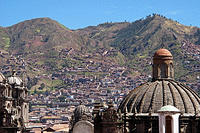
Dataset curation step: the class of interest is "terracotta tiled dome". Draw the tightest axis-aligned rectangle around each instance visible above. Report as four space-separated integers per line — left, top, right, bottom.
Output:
154 48 172 57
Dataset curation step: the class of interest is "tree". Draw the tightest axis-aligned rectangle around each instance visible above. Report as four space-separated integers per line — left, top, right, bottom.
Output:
38 83 45 90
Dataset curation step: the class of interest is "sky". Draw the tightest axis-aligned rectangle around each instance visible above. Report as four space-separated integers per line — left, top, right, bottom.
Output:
0 0 200 29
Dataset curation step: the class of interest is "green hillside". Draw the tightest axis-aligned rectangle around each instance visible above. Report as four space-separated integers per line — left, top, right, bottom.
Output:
77 14 200 81
0 14 199 93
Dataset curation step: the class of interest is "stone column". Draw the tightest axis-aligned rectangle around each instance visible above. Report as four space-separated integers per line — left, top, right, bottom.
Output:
158 114 165 133
171 114 180 133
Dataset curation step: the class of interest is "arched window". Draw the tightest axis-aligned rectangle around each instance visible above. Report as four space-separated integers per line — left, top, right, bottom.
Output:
160 64 167 78
8 88 12 97
166 116 172 133
18 108 21 116
153 64 159 79
24 105 27 121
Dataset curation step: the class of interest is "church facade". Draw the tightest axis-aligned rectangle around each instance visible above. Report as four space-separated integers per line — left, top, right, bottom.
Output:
70 49 200 133
0 71 29 133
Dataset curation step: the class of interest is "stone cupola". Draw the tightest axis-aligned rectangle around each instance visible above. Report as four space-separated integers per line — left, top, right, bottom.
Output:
152 48 174 81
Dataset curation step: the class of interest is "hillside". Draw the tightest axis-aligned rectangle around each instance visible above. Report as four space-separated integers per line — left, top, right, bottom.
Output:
0 14 199 93
6 18 94 53
76 14 200 83
0 17 126 93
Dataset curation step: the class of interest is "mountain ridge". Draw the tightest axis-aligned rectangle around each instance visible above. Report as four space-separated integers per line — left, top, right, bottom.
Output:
0 14 199 93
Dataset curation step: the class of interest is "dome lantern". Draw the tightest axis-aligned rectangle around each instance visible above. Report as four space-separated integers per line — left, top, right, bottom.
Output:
153 49 174 81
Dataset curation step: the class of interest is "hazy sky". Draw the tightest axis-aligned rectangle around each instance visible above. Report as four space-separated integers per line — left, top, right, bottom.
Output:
0 0 200 29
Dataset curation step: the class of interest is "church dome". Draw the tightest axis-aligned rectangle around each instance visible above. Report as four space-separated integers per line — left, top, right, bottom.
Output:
8 76 23 86
8 71 23 86
0 72 5 82
118 49 200 115
74 105 90 121
118 79 200 115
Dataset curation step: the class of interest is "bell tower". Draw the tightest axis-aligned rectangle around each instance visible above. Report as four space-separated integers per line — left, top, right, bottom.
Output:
152 49 174 81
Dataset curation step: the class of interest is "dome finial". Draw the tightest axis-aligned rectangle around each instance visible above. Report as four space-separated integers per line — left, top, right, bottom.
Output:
152 49 174 80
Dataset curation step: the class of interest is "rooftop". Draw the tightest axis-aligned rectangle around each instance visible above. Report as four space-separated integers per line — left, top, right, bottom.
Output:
154 48 172 57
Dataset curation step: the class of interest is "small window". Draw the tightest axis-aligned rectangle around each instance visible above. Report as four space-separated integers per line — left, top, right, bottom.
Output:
166 116 172 133
160 64 167 78
18 108 21 116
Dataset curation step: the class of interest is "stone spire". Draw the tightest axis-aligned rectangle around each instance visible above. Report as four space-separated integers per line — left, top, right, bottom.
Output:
152 49 174 81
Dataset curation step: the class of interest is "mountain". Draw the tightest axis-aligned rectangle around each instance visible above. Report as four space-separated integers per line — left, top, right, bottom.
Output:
0 17 125 92
76 14 200 82
6 18 94 53
0 14 199 93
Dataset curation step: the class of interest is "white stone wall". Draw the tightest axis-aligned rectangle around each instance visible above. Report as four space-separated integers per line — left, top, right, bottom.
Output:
159 113 180 133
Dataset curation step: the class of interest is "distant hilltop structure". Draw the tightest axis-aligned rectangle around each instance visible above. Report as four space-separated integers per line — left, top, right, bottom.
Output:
70 49 200 133
0 71 29 133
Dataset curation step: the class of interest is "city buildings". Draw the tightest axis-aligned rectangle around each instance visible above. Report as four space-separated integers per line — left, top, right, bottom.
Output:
71 49 200 133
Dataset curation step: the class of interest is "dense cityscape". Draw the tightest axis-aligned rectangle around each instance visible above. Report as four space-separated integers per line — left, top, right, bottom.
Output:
0 39 199 132
0 12 200 132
